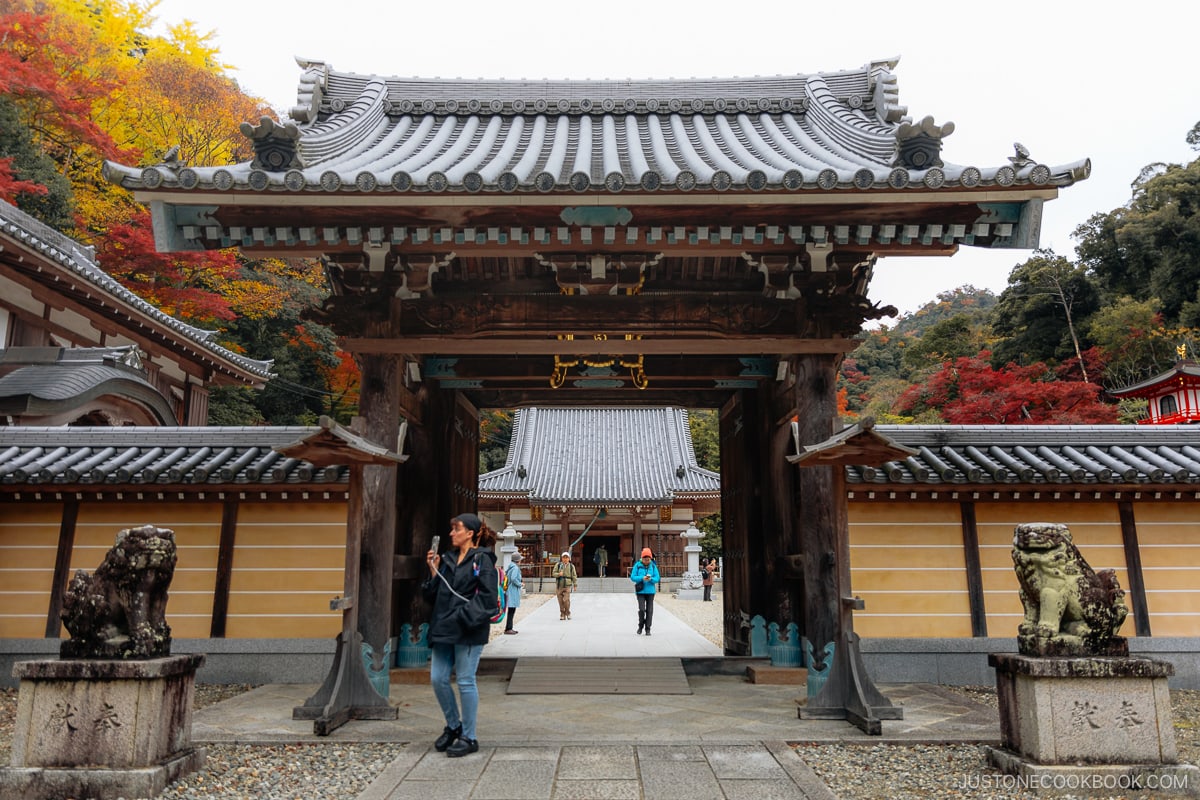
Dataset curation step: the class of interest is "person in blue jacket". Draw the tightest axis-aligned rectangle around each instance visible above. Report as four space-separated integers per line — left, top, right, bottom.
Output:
503 551 524 634
631 547 660 635
423 513 497 757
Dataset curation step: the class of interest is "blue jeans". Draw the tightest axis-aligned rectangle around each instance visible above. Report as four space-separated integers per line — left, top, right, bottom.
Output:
430 642 484 740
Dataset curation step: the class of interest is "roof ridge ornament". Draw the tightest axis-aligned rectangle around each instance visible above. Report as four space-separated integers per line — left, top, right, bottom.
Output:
240 116 303 172
895 115 955 170
157 145 184 171
1009 142 1034 168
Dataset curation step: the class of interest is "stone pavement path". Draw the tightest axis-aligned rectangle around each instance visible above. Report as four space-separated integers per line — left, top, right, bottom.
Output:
358 742 835 800
189 592 1000 798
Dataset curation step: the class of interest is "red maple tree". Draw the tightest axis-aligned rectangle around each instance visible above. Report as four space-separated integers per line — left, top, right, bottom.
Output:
895 351 1118 424
90 205 239 324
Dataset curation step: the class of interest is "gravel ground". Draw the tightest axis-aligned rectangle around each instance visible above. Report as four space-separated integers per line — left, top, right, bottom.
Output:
798 686 1200 800
2 593 1195 800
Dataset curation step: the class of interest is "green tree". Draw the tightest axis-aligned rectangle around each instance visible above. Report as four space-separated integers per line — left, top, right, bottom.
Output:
688 408 719 472
892 284 998 335
206 386 265 426
479 409 514 472
0 97 74 227
1077 156 1200 326
901 314 989 373
990 251 1100 374
697 512 722 560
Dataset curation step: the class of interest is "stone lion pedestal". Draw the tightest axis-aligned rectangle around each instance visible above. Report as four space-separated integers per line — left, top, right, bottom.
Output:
986 523 1200 796
2 655 206 800
0 524 206 800
986 653 1198 795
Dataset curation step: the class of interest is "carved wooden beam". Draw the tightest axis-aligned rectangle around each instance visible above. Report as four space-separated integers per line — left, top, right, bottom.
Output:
341 336 860 356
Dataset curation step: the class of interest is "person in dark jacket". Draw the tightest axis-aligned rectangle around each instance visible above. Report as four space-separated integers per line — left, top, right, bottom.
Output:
631 547 661 635
423 512 498 757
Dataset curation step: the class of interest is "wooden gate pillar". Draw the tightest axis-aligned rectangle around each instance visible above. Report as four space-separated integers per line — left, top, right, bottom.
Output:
761 364 803 629
718 391 763 653
393 386 454 631
788 355 914 733
356 353 401 663
792 355 840 657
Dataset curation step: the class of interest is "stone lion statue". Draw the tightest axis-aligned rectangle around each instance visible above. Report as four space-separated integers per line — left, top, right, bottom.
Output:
60 524 177 659
1011 522 1128 657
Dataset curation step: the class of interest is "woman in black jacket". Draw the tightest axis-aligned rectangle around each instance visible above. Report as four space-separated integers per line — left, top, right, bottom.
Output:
423 512 498 757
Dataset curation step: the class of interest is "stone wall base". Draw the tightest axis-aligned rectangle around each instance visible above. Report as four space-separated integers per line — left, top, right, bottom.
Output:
985 746 1200 797
0 747 205 800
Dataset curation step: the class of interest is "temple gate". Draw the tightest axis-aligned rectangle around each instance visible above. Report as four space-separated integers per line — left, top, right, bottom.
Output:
106 56 1087 732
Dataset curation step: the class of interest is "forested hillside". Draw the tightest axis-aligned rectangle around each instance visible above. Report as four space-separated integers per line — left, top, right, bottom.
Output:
3 1 1198 427
840 135 1200 425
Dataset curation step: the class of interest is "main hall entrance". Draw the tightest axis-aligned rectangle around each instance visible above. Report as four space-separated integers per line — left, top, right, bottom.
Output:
110 56 1085 733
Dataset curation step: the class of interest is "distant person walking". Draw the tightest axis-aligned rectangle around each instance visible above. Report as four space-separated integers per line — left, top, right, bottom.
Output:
701 557 716 602
552 551 577 620
631 547 660 635
594 545 608 577
422 513 498 758
503 552 524 634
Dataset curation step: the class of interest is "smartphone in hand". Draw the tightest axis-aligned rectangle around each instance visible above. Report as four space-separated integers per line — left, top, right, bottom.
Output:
430 535 440 554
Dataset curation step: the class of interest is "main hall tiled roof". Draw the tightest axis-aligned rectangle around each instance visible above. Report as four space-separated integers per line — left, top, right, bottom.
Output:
104 58 1089 198
479 407 720 506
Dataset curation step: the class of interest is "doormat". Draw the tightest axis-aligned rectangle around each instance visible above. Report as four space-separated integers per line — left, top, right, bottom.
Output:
506 657 691 694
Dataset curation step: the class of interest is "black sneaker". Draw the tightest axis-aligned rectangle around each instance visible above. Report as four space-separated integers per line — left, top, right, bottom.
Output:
446 737 478 757
434 724 461 752
637 626 643 635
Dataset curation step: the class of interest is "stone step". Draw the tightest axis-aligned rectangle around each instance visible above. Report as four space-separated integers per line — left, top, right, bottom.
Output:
746 665 808 685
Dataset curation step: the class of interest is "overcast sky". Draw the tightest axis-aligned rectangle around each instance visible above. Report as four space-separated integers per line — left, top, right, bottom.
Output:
151 0 1197 321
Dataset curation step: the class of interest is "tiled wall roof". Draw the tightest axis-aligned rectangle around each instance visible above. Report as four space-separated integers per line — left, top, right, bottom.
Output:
0 427 343 487
3 423 1197 492
855 425 1200 486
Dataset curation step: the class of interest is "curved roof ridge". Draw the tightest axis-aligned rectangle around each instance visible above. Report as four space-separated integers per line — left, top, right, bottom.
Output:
104 56 1089 204
299 80 391 168
0 364 176 424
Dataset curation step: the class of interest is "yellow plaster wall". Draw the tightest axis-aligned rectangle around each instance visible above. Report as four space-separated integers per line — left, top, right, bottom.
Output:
222 503 346 638
848 502 973 638
974 503 1128 638
1131 502 1200 637
0 499 349 641
0 504 63 637
73 504 224 639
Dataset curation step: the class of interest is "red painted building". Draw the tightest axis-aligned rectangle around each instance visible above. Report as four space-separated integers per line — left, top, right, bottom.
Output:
1110 359 1200 424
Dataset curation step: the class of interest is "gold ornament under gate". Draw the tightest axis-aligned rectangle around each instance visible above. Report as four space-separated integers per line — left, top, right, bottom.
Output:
551 334 647 389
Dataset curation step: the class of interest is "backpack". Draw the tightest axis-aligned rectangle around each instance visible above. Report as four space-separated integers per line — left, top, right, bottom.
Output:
471 553 508 625
490 563 509 624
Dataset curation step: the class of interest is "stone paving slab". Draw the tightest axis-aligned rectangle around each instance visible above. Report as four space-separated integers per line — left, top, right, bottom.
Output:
357 743 833 800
